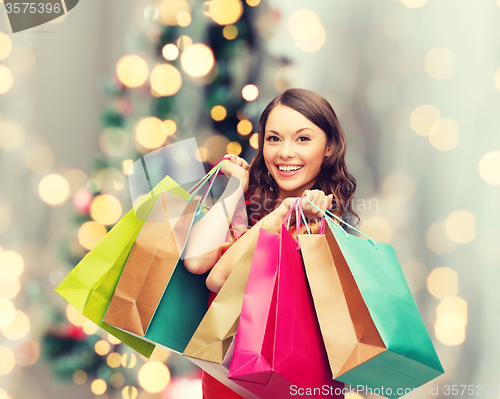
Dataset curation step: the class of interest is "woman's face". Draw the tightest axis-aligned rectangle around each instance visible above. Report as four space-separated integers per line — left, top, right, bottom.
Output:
263 104 333 200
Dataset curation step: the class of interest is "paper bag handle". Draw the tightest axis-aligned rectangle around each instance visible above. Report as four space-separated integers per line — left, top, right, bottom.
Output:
304 197 377 248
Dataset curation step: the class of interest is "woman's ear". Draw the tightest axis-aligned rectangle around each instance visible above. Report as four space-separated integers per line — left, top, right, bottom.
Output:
325 142 334 158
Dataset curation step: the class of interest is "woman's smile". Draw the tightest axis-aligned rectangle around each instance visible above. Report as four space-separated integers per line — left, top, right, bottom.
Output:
275 164 304 177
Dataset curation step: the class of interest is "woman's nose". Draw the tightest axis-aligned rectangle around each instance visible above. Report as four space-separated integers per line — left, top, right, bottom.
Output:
278 142 295 159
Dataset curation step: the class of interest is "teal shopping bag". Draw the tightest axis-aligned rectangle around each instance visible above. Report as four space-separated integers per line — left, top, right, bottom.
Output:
299 201 444 398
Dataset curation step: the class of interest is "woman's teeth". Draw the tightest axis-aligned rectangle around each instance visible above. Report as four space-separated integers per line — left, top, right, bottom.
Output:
278 165 304 172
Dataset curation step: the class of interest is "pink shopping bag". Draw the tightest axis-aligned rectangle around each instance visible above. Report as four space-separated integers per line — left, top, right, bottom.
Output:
228 202 344 399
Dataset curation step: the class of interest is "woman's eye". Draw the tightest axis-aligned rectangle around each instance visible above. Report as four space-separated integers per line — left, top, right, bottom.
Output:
265 136 279 142
298 136 311 142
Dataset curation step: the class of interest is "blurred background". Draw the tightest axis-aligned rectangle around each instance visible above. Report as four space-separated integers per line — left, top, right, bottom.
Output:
1 0 499 398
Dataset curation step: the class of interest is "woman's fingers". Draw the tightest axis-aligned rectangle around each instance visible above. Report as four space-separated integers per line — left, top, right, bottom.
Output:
222 154 249 170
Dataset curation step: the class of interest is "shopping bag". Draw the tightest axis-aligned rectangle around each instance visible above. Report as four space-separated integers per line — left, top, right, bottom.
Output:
182 223 277 398
298 201 444 398
55 174 179 357
104 161 230 353
228 203 344 399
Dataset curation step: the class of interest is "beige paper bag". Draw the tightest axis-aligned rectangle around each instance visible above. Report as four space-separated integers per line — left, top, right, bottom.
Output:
298 226 386 378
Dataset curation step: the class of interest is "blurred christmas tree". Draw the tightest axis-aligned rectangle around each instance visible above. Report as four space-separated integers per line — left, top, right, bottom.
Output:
42 0 285 397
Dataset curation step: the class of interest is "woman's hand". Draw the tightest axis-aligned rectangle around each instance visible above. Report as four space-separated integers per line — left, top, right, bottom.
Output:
277 190 333 224
220 154 250 192
299 190 334 222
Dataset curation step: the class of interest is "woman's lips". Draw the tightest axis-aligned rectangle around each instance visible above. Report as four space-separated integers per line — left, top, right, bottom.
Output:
275 164 303 177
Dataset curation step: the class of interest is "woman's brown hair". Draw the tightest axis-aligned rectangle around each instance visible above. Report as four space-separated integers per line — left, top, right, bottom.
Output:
245 88 359 227
217 88 359 258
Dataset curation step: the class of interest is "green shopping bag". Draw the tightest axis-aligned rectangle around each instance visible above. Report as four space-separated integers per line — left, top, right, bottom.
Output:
55 174 182 357
300 200 444 398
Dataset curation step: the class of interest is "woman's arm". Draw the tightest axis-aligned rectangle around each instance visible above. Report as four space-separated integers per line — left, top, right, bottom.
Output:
183 165 249 275
205 201 290 293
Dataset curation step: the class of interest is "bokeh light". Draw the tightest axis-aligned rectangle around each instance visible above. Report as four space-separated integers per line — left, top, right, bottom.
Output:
425 47 455 79
78 221 107 250
110 373 125 388
107 352 122 368
177 35 193 50
211 105 227 121
162 44 179 61
26 144 55 173
0 65 13 94
437 296 468 338
73 370 87 385
122 386 138 399
150 64 182 96
159 0 190 26
495 67 500 92
180 44 215 77
7 45 36 74
82 320 98 335
249 133 259 149
478 150 500 185
66 304 87 327
425 222 456 255
226 141 242 155
121 353 137 368
38 174 70 206
208 0 243 25
410 104 441 136
0 299 15 328
223 25 238 40
138 361 171 393
0 273 20 299
161 120 177 136
288 9 326 52
95 340 111 356
445 210 475 244
90 195 122 226
428 118 459 151
242 84 258 101
0 120 25 149
116 55 149 88
0 251 24 277
237 120 252 136
135 117 167 150
195 147 208 163
108 333 121 345
399 0 428 8
99 127 129 157
91 379 107 395
0 32 12 60
246 0 260 5
1 310 30 340
122 159 134 176
427 267 458 299
435 316 466 346
0 346 15 376
177 11 191 26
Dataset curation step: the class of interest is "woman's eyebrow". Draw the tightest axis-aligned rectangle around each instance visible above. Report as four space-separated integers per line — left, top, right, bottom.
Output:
264 128 314 135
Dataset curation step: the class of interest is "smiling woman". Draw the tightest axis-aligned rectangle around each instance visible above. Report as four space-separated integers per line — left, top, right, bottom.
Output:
263 104 334 200
246 88 359 225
